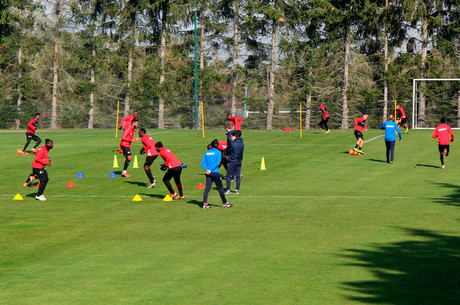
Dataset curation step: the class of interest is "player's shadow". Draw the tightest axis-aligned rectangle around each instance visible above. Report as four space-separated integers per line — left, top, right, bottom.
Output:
431 182 460 207
340 227 460 304
415 163 440 168
123 181 148 187
367 159 388 163
138 193 166 199
187 199 219 208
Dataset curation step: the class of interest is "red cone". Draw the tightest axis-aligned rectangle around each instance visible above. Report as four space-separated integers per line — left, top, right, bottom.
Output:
66 181 75 188
196 183 205 189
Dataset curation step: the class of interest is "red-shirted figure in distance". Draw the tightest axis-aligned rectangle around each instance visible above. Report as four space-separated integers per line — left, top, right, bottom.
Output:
395 104 409 134
227 113 243 131
19 113 42 154
138 128 158 188
318 101 331 134
119 111 138 130
23 139 53 201
155 142 185 200
120 119 140 177
353 112 369 154
432 117 454 169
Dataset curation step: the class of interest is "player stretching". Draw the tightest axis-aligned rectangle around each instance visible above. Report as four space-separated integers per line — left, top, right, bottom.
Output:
201 139 232 209
432 117 454 169
120 119 139 177
318 101 331 134
379 114 402 164
155 142 185 200
353 113 368 154
119 111 138 130
395 104 409 134
139 128 158 188
19 113 41 154
227 113 243 131
23 139 54 201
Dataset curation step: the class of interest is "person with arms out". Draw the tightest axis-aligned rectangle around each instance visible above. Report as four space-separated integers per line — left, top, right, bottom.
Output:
353 113 369 154
120 119 140 177
139 128 158 188
23 139 54 201
227 113 243 131
201 139 232 209
395 104 409 134
19 113 41 154
379 114 402 164
225 130 244 194
155 142 185 200
119 111 138 130
432 117 454 169
318 101 331 134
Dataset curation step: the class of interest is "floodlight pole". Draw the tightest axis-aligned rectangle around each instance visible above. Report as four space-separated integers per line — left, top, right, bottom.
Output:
194 14 198 129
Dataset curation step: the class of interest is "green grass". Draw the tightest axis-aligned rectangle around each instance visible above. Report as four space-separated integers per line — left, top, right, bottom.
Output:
1 128 459 304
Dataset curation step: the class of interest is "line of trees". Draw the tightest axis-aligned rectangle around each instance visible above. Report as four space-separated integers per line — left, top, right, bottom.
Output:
0 0 458 129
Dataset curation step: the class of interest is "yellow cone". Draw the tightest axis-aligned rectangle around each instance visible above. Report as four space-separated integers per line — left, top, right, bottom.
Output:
163 195 173 201
260 157 266 170
133 155 139 168
132 194 143 201
13 193 24 200
113 155 119 168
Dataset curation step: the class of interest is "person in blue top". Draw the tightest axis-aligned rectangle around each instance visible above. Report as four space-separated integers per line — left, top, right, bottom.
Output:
201 139 232 209
225 129 244 194
379 114 402 164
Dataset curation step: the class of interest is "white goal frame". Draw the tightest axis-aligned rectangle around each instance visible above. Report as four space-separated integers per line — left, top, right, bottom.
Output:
412 78 460 129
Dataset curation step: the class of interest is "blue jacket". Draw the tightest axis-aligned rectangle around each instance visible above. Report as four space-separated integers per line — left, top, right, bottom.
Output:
379 120 402 141
201 147 222 173
228 137 244 163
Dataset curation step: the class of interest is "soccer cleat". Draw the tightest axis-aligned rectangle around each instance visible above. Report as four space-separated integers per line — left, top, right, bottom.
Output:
357 149 364 154
202 203 210 209
442 165 445 169
325 129 331 134
405 129 409 134
224 190 231 194
177 195 185 199
31 148 37 153
147 180 157 188
171 192 178 199
223 202 233 208
353 147 359 153
35 195 47 201
390 161 394 164
233 190 239 194
23 183 29 187
121 172 131 177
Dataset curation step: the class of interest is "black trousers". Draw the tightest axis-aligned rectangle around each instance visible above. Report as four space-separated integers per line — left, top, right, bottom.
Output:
319 117 329 130
163 166 183 196
385 140 395 162
33 167 49 196
226 161 241 191
23 133 41 151
203 172 227 204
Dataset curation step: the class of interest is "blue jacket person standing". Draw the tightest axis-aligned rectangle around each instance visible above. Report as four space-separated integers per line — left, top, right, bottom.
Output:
379 114 402 164
225 130 244 194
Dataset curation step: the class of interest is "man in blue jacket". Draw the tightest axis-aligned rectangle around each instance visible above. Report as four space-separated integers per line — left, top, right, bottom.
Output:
201 139 232 209
225 130 244 194
379 114 402 164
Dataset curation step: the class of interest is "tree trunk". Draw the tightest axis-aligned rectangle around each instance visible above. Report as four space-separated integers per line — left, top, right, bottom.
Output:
231 0 239 116
418 20 428 127
266 20 277 130
340 32 350 129
16 46 23 129
158 29 166 129
88 35 96 129
305 94 311 129
457 42 460 128
198 12 206 129
50 35 59 129
125 47 133 117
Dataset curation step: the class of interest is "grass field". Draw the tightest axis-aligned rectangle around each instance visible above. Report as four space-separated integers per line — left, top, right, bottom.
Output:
1 128 459 305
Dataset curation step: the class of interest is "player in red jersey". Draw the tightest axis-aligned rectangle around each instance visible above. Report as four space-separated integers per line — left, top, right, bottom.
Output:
155 142 185 199
19 113 42 154
119 111 138 130
138 128 158 188
217 140 228 170
227 113 243 131
432 117 454 169
395 104 409 134
23 139 53 201
353 113 369 154
120 119 139 177
318 101 331 134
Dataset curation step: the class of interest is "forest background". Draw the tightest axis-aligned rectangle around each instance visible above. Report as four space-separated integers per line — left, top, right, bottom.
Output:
0 0 459 130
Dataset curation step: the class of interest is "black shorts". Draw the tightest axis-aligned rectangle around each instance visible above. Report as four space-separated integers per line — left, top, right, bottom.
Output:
26 133 40 141
354 130 363 140
120 146 132 156
144 155 158 166
438 144 450 154
400 118 407 124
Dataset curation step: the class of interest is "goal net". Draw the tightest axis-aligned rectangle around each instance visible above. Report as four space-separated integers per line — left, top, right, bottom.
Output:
412 79 460 129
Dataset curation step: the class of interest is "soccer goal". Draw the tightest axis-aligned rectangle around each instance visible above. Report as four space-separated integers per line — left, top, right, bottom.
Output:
412 78 460 129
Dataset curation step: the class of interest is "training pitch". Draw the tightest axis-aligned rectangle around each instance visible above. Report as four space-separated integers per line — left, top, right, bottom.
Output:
1 128 459 304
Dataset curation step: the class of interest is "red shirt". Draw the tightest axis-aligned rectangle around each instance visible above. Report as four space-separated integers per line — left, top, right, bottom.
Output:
32 146 49 169
120 114 137 129
26 118 38 134
141 134 158 157
158 147 181 169
229 116 243 131
120 125 135 148
354 117 367 133
319 104 330 119
217 141 227 152
398 107 406 119
433 123 454 145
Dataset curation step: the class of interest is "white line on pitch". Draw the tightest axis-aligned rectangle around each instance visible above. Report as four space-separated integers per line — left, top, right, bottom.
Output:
364 134 384 143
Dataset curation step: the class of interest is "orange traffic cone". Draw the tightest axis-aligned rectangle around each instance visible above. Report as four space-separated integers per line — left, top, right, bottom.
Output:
66 181 75 188
349 149 354 155
196 183 205 189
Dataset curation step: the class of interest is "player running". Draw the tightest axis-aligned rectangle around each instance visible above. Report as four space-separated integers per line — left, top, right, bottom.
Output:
120 119 140 177
227 113 243 131
138 128 158 188
119 111 138 130
432 117 454 169
318 101 331 134
353 113 369 154
395 104 409 134
201 139 232 209
155 142 185 200
23 139 54 201
379 114 402 164
18 113 41 154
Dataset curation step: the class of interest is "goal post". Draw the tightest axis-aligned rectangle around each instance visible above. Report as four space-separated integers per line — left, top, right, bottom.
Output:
412 78 460 129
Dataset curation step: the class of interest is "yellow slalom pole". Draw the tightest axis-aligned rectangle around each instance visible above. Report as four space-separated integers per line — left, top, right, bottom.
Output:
300 103 303 138
394 100 397 122
201 100 205 138
115 101 120 138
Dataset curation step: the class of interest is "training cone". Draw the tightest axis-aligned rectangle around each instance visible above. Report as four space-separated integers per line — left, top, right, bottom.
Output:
108 172 117 178
13 193 24 200
66 181 75 188
35 182 40 188
196 183 205 189
118 148 123 154
133 155 139 168
163 195 173 201
76 172 85 178
354 150 360 155
132 194 143 202
349 149 354 155
113 155 119 168
175 185 184 189
260 157 266 170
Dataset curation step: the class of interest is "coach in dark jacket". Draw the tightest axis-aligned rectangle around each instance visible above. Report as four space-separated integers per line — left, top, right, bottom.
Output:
225 130 244 194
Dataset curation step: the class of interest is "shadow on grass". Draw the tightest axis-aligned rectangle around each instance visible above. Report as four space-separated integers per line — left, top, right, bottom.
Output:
367 158 388 163
341 228 460 305
415 163 440 168
138 193 167 199
432 182 460 207
123 180 147 187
